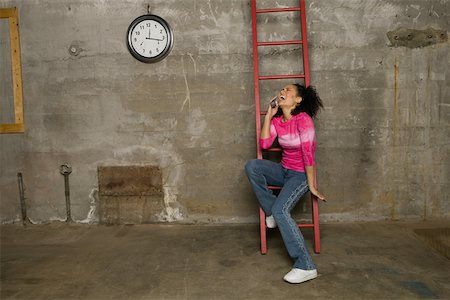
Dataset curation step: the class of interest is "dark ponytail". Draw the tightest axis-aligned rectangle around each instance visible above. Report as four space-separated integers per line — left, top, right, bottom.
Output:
292 84 323 118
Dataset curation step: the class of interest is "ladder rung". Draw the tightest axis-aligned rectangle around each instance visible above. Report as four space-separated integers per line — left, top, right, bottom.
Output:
265 148 282 152
259 74 305 80
299 224 314 228
268 185 282 190
256 7 301 14
257 40 303 46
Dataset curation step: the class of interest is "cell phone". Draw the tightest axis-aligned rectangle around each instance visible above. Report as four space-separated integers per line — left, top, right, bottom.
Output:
270 97 278 108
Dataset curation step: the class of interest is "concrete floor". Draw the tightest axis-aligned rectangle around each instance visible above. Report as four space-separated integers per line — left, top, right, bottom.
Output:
1 221 449 300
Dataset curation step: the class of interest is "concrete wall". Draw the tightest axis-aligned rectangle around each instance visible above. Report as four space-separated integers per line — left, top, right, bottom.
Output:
1 0 449 224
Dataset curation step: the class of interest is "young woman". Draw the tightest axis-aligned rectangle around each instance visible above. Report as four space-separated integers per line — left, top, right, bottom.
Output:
245 83 326 284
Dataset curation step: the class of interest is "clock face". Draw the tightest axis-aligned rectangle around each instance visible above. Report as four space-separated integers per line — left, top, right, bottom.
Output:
127 15 173 63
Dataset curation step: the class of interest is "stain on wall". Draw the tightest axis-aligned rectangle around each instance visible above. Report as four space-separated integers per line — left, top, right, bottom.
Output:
98 165 164 224
387 27 447 48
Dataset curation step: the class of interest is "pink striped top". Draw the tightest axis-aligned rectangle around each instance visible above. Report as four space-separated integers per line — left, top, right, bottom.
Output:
260 112 316 172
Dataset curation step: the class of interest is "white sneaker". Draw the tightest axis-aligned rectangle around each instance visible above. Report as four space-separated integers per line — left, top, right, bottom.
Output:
265 215 277 228
283 268 318 284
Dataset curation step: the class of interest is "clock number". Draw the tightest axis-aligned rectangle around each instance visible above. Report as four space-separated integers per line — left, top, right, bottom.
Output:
140 25 144 30
134 38 137 42
160 29 163 34
136 31 140 35
146 23 150 27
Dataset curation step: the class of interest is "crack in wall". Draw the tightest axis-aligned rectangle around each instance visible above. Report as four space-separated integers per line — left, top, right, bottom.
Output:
180 56 191 112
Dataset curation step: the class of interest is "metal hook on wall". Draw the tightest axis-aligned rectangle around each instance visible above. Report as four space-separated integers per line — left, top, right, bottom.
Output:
60 163 73 223
17 172 29 226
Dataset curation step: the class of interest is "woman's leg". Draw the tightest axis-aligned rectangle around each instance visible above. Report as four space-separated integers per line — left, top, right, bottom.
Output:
271 169 316 270
244 159 284 215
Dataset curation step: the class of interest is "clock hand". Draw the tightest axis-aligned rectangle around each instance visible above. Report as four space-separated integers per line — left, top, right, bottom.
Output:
145 37 164 41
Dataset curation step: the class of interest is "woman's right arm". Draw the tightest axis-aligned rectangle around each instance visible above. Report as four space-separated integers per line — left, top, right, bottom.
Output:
260 101 278 149
261 101 278 138
261 114 272 139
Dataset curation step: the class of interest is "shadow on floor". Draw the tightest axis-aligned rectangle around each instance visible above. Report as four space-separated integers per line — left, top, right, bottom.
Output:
413 227 450 260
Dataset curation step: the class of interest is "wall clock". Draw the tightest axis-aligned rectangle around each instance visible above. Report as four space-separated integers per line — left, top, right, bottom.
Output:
126 14 173 63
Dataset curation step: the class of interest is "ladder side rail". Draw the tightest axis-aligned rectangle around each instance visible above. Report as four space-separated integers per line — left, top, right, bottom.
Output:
251 0 263 160
300 0 310 87
300 1 320 252
297 0 316 211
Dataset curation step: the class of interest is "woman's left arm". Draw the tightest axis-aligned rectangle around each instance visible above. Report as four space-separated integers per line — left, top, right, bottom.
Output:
299 115 326 201
305 166 326 201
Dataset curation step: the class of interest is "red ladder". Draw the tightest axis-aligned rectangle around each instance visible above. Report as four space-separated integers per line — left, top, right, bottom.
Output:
250 0 321 254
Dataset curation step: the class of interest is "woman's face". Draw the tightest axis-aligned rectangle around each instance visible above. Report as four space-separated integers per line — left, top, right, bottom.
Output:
278 84 302 109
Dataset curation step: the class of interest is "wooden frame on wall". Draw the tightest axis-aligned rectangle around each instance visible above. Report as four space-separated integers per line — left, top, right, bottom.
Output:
0 7 24 133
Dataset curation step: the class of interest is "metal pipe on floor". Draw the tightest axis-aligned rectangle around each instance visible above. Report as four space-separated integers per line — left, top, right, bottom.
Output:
60 164 73 223
17 172 27 226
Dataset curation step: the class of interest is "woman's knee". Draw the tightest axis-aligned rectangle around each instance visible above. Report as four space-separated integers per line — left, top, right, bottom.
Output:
271 204 286 221
244 159 259 175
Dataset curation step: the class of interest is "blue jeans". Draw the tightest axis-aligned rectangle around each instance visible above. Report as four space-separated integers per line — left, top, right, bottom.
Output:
245 159 316 270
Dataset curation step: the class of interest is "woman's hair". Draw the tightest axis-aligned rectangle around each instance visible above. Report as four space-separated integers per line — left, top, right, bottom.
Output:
274 83 323 119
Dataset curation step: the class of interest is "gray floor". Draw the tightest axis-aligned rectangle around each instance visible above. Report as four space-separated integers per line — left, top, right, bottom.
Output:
1 221 450 300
